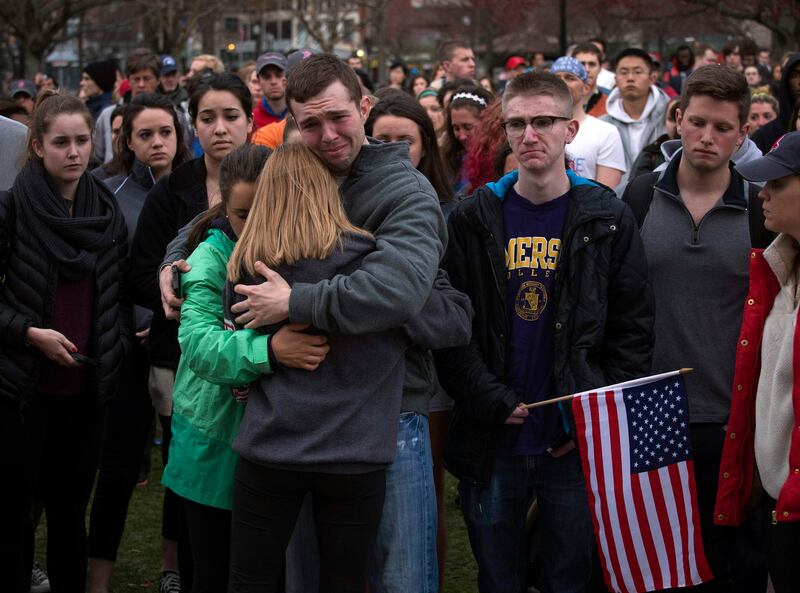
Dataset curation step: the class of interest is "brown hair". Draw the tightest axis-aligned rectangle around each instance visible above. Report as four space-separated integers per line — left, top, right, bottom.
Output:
237 61 256 84
571 43 603 62
109 93 192 176
26 90 93 161
437 40 469 64
282 115 300 142
441 85 493 185
228 143 370 280
501 71 573 115
125 48 160 78
286 54 363 109
187 144 272 250
680 65 751 125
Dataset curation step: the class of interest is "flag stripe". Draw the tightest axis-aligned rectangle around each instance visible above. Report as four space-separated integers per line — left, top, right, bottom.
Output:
659 465 687 586
685 460 714 582
590 394 629 592
677 462 703 585
648 469 679 583
577 394 621 593
606 391 648 592
669 463 692 586
633 472 669 589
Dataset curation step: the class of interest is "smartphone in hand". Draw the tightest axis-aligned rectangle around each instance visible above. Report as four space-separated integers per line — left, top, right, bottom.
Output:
71 352 99 367
171 264 183 300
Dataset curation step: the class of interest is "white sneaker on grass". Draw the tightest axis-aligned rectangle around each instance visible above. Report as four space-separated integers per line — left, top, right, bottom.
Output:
159 569 181 593
30 562 50 593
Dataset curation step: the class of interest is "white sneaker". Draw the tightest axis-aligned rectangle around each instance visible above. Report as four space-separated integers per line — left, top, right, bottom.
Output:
30 562 51 593
159 570 181 593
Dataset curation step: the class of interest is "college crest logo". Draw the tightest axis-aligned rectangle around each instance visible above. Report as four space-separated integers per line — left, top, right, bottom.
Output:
514 281 548 321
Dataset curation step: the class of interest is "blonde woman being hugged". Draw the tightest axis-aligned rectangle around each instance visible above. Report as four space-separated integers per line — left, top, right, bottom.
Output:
226 143 411 593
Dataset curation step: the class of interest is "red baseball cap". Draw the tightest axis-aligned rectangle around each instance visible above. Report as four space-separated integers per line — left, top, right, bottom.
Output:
505 56 527 71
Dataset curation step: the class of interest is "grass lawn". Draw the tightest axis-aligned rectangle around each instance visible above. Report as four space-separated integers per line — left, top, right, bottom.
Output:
36 448 478 592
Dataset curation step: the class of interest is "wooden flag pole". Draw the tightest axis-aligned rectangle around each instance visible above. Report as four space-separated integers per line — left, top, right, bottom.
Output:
520 368 694 410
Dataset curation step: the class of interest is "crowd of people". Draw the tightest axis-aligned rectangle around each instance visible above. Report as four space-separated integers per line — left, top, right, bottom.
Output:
0 35 798 593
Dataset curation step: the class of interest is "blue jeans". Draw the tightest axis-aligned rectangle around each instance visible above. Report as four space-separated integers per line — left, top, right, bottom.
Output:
458 448 594 593
368 412 438 593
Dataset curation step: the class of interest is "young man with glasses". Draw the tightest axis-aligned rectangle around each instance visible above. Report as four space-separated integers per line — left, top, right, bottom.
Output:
602 48 670 188
436 71 654 593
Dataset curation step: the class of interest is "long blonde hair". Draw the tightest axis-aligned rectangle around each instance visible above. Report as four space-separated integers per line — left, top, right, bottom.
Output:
228 142 370 281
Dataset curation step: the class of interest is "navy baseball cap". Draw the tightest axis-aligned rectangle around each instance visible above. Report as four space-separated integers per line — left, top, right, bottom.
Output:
286 48 316 74
736 131 800 182
10 79 36 98
256 52 287 75
161 55 178 76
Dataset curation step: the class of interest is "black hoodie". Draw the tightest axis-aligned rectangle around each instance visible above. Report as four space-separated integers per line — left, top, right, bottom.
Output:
752 53 800 153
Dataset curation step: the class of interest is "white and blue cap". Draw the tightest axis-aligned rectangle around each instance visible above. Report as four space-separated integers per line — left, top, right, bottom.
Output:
550 56 588 83
160 55 178 75
736 131 800 182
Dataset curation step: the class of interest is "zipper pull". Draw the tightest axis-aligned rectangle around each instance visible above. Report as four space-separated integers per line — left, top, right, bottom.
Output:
772 509 778 525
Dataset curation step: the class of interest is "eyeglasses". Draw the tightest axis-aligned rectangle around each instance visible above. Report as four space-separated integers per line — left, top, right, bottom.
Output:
501 116 570 137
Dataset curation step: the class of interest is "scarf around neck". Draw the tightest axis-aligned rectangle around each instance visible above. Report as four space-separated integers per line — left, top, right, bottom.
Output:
12 158 120 281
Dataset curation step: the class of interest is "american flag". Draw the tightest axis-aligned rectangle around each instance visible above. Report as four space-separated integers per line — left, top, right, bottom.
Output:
571 371 713 593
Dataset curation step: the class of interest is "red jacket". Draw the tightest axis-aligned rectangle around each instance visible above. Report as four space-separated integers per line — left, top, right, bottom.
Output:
714 248 800 525
252 99 287 131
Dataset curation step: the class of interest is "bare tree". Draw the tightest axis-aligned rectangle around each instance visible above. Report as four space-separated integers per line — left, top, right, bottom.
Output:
136 0 227 56
0 0 115 77
682 0 800 53
295 0 362 53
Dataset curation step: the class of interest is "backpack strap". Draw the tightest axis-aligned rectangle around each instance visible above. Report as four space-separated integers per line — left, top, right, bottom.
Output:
621 171 659 228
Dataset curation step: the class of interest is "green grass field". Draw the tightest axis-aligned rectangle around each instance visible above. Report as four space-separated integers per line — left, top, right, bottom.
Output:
36 448 479 592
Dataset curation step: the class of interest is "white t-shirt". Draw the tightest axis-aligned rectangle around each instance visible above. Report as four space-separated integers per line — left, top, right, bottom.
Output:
597 67 616 90
567 115 626 181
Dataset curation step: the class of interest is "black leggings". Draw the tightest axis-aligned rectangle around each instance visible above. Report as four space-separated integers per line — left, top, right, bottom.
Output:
182 498 231 593
229 458 385 593
88 345 153 561
159 413 194 592
0 393 105 593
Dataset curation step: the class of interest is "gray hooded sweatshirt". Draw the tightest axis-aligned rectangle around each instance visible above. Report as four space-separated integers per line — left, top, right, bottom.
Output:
602 85 670 189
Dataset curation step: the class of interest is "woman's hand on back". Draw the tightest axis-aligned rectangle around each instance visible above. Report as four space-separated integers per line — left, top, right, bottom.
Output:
25 327 81 368
271 323 330 371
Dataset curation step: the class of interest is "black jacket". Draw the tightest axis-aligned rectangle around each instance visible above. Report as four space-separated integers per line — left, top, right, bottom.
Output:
0 182 131 409
752 53 800 153
436 170 655 484
130 157 208 368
